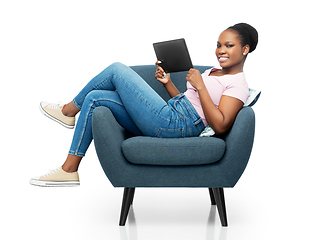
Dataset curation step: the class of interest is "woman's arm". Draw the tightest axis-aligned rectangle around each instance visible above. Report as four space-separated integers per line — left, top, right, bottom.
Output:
186 69 243 135
155 62 180 98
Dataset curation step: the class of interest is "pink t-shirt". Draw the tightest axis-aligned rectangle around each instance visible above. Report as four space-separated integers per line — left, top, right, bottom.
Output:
184 68 249 127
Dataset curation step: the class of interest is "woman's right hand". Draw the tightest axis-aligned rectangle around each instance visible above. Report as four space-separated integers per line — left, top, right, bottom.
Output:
155 61 171 84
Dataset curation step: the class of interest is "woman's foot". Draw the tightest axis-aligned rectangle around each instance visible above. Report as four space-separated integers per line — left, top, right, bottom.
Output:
30 167 80 187
40 102 76 129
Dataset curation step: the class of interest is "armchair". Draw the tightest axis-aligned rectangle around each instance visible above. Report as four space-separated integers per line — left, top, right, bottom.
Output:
92 65 256 227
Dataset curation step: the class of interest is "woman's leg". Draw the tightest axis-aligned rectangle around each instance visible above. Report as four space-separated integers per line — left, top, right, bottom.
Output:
62 154 82 173
62 101 80 117
70 62 202 137
68 90 142 160
30 90 139 186
65 62 169 136
64 62 173 169
39 62 149 174
83 62 170 136
31 62 203 186
57 61 128 119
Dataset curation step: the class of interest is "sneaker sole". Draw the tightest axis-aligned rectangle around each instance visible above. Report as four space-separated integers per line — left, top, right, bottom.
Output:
39 103 75 129
30 179 80 187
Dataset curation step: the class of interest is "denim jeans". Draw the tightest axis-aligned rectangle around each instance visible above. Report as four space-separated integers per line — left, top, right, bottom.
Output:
69 62 205 157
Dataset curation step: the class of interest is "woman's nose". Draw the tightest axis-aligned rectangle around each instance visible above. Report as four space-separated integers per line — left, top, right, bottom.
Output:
219 47 226 54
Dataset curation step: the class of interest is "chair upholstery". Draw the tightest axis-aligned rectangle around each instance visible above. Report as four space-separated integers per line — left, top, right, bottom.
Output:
92 65 256 226
121 136 226 165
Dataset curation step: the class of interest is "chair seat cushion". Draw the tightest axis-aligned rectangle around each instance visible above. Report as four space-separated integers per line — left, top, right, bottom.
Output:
121 136 226 166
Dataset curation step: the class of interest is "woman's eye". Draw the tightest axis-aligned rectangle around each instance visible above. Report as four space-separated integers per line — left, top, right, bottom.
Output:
226 44 234 48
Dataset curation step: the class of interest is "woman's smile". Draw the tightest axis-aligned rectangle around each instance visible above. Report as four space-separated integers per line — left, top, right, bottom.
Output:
218 56 229 63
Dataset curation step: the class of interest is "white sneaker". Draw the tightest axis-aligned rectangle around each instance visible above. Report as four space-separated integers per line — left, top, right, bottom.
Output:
40 101 75 129
30 167 80 187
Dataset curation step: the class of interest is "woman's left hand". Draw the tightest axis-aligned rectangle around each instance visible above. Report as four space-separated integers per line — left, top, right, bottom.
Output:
186 69 205 90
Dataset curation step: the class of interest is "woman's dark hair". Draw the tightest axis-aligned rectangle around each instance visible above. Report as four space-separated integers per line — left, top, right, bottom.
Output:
227 23 258 53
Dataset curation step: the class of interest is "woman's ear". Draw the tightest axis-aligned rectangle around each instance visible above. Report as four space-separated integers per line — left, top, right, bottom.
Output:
243 45 250 56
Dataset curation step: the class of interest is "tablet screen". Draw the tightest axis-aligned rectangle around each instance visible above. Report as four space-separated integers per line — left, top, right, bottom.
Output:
153 38 193 73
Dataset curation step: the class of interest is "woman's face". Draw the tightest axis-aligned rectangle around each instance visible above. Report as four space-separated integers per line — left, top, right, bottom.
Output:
215 30 249 73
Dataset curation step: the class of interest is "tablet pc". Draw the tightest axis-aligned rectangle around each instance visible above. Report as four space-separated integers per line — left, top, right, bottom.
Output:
153 38 193 73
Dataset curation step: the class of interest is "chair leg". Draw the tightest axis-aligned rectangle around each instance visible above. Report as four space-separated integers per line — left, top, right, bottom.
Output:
119 187 135 226
212 188 228 227
130 188 135 205
209 188 216 205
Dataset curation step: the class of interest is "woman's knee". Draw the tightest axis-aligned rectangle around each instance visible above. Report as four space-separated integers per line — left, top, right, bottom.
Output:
82 90 104 108
85 90 101 102
83 90 122 107
107 62 127 72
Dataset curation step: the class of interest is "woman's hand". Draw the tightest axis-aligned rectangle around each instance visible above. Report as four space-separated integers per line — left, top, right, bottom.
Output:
154 61 180 98
186 68 205 90
155 61 171 84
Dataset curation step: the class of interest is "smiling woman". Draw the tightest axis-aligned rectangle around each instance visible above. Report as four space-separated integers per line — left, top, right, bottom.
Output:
216 30 249 75
215 23 258 75
184 23 258 134
30 23 258 187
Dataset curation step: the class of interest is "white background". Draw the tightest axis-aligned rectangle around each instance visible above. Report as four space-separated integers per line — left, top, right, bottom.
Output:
1 0 334 239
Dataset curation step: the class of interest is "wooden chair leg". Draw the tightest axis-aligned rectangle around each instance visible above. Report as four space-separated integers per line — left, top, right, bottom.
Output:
212 188 228 227
209 188 216 205
119 187 135 226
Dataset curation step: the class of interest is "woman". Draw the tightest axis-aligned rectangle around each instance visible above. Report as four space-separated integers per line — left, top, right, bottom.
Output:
30 23 258 187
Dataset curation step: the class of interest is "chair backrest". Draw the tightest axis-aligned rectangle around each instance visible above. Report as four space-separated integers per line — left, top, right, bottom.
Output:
130 65 212 102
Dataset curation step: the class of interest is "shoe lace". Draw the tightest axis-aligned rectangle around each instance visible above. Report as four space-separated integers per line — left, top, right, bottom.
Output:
42 167 61 177
46 102 63 110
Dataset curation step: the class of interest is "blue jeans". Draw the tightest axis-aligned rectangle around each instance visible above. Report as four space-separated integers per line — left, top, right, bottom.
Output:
69 62 205 157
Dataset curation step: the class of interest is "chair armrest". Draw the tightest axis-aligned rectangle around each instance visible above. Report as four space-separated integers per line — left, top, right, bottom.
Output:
92 106 133 183
218 107 255 185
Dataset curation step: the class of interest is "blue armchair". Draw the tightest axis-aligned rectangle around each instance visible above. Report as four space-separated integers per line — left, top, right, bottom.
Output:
92 65 256 227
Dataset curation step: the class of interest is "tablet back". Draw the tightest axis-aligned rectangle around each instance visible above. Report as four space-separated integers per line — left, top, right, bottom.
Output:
153 38 193 73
